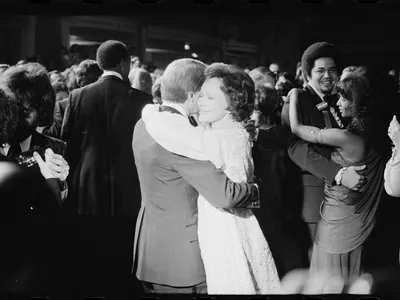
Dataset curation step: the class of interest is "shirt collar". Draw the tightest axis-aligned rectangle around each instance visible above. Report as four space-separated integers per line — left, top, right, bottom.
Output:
308 82 329 101
161 101 188 117
101 71 123 80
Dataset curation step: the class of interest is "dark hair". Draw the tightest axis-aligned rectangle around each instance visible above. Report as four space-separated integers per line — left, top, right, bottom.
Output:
301 42 340 80
52 81 69 95
337 73 370 137
0 64 55 127
249 67 276 88
255 86 280 124
204 63 255 123
68 44 82 54
62 66 79 92
0 88 19 145
49 71 66 85
75 59 102 87
142 61 157 73
276 72 297 96
96 40 129 70
337 66 396 151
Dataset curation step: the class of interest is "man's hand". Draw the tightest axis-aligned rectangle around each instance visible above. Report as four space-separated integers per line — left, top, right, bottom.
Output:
278 269 372 294
388 115 400 149
33 148 70 181
341 165 367 191
244 119 258 141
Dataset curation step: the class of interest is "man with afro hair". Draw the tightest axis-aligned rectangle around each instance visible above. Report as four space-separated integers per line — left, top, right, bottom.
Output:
61 40 152 292
281 42 367 269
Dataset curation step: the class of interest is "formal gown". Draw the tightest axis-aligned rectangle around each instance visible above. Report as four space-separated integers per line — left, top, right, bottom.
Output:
310 148 388 279
142 106 280 294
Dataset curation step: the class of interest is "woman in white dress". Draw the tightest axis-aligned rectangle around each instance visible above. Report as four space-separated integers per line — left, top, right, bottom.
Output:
141 63 280 294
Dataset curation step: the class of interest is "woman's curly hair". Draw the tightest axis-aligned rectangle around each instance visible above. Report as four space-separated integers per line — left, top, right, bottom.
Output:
0 63 55 127
255 86 280 124
204 63 255 123
337 66 396 151
0 88 19 145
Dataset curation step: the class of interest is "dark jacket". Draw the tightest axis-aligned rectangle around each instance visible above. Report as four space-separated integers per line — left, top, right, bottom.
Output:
61 75 152 217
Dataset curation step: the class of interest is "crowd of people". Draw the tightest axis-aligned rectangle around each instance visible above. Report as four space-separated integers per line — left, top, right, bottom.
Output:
0 39 399 295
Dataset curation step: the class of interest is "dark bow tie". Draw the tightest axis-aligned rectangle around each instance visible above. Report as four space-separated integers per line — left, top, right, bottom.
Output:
188 116 198 127
323 94 339 107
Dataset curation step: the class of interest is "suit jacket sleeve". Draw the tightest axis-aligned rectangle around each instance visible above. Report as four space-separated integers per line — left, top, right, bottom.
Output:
172 154 259 209
60 94 80 173
282 96 341 184
42 101 63 139
60 96 73 143
45 178 63 207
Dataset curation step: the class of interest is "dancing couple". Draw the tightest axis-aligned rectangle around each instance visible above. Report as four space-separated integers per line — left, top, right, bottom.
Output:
132 58 280 295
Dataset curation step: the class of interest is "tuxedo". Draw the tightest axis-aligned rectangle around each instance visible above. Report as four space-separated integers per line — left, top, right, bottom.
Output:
281 84 342 266
61 74 152 217
60 74 152 293
132 105 259 289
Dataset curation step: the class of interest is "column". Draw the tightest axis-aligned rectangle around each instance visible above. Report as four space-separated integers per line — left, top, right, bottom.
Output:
137 21 147 62
60 17 71 49
20 16 37 61
35 16 63 70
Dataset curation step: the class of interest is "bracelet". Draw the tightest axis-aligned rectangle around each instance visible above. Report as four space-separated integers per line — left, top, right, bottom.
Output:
310 130 318 143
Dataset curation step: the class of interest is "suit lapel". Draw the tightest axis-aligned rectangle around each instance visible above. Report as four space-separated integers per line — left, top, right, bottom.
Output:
31 131 66 156
30 131 46 150
305 85 342 129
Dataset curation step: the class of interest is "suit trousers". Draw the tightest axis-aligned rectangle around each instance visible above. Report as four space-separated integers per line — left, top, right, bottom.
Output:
142 280 207 294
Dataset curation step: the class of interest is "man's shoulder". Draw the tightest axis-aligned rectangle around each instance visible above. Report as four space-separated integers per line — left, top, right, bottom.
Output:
128 87 153 104
133 122 182 158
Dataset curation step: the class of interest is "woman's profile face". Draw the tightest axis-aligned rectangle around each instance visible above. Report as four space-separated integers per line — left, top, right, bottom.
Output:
197 78 229 124
336 94 352 118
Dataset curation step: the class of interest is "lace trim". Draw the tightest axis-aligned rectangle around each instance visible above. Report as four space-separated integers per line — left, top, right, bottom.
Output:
198 114 280 294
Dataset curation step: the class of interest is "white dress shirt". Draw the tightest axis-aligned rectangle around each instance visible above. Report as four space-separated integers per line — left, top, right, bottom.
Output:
101 70 123 80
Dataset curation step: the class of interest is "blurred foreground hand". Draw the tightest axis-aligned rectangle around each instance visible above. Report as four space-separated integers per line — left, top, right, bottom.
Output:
278 269 373 294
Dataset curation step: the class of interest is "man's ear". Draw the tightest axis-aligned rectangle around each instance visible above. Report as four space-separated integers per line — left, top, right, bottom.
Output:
188 91 195 103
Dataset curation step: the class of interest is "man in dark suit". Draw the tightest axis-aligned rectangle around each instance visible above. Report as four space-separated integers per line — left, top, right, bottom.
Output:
133 58 260 294
281 42 366 267
61 40 152 292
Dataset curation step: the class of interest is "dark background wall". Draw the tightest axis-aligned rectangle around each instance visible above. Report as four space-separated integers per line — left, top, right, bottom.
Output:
0 1 399 73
